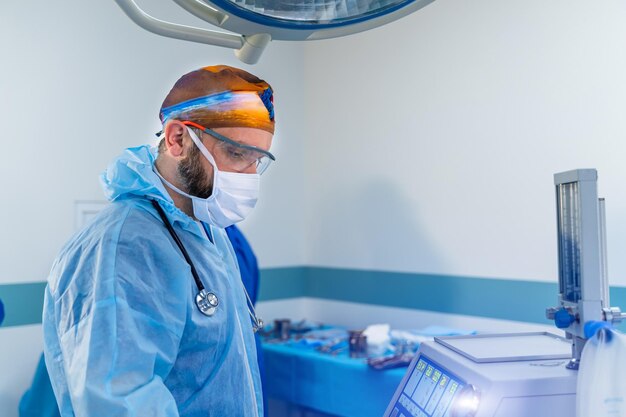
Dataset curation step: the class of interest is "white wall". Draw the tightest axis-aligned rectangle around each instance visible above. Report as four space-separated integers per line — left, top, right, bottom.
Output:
4 0 626 292
301 0 626 284
0 0 307 288
0 3 306 414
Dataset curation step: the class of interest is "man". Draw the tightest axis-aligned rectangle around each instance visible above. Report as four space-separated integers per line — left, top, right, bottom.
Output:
42 65 275 417
21 225 264 417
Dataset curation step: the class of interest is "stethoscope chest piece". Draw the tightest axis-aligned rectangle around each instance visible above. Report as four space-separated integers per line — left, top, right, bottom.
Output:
196 289 219 316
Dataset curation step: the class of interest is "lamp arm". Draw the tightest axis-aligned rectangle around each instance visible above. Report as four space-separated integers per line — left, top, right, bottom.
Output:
114 0 243 49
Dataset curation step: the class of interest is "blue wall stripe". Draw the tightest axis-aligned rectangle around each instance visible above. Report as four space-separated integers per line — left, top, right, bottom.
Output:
303 267 558 325
3 268 626 330
0 282 46 327
259 267 308 301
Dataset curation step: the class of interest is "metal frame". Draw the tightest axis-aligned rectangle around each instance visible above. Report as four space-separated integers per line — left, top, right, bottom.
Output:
547 169 625 369
114 0 436 63
114 0 271 64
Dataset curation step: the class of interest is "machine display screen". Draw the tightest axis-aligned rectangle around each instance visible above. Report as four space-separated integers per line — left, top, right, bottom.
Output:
389 356 466 417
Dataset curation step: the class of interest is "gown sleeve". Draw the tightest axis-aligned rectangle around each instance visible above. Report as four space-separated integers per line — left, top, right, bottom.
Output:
46 211 189 417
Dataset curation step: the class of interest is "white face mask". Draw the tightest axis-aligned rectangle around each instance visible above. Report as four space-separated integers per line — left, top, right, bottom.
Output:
156 127 260 228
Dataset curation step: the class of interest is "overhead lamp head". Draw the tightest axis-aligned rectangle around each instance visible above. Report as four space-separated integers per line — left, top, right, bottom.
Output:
115 0 436 63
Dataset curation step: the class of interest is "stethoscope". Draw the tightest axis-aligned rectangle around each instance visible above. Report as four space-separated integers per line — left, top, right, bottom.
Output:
151 199 263 332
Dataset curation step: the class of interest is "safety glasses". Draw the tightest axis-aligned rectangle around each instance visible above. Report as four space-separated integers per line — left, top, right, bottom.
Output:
182 121 276 175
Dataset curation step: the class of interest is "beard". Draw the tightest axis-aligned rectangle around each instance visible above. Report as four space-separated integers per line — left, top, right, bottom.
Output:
177 143 213 199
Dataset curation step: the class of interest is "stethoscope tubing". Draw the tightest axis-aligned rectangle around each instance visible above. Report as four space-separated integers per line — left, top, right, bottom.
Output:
151 199 206 293
151 198 262 329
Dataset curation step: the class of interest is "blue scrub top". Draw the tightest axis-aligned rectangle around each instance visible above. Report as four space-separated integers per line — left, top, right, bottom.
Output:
20 226 264 417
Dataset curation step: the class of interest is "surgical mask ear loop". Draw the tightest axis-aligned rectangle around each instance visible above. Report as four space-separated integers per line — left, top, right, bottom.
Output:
153 167 193 199
187 126 219 175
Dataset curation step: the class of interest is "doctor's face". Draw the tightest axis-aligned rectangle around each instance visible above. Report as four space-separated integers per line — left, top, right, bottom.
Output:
177 126 273 198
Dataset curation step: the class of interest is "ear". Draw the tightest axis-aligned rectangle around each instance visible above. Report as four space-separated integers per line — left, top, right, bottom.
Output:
163 120 187 157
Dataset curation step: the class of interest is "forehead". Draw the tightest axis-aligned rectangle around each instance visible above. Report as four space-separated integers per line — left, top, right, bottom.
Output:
211 127 273 152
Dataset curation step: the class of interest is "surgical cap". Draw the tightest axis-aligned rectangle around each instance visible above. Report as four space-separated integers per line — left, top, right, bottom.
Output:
159 65 275 134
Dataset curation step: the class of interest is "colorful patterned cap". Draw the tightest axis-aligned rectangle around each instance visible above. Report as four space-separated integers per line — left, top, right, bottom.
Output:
159 65 275 134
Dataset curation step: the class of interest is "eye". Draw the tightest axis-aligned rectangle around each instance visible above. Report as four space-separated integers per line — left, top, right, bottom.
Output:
224 145 245 159
224 144 256 163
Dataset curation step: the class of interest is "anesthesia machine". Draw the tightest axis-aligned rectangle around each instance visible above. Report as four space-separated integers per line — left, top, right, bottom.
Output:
384 169 626 417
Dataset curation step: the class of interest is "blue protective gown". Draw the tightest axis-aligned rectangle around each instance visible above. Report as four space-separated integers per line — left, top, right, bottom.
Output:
225 226 259 306
42 145 262 417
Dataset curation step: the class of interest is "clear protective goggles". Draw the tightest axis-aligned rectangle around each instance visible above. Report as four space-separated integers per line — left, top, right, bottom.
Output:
182 121 275 175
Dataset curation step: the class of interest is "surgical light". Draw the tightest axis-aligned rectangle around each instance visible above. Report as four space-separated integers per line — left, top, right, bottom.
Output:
114 0 437 63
